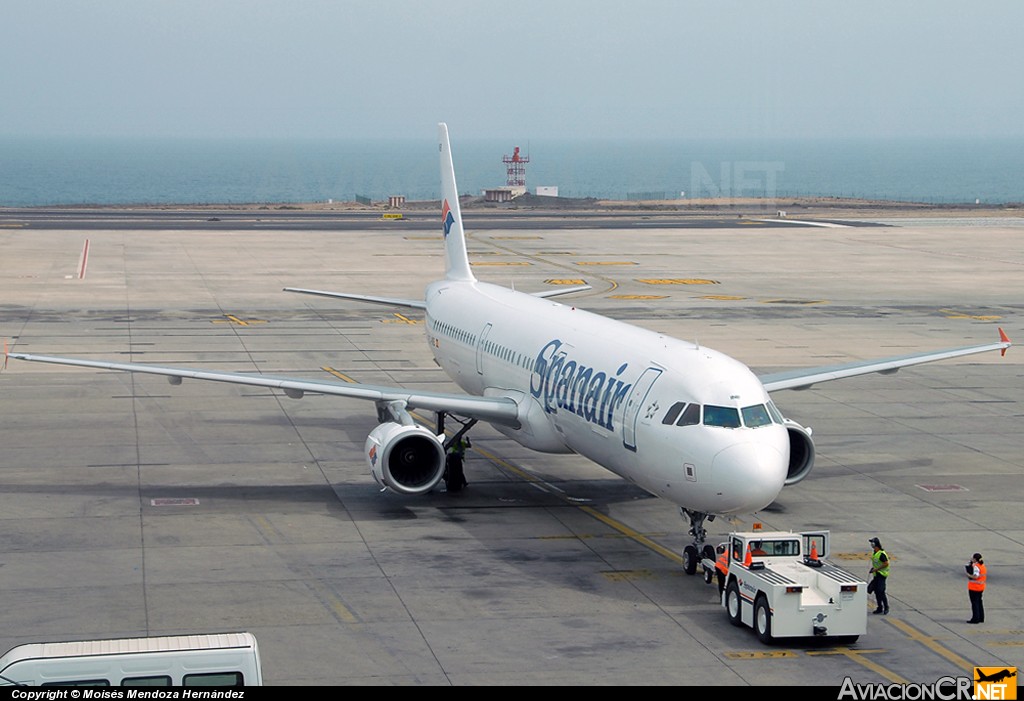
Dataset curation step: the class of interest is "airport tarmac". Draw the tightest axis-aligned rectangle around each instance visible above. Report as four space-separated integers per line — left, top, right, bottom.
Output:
0 213 1021 686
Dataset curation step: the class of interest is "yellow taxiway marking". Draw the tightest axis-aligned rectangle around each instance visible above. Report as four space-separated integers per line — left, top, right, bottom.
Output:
637 278 719 285
546 278 587 285
471 261 532 266
212 314 267 326
941 308 1002 321
725 651 799 660
382 313 421 325
609 295 668 300
702 295 746 301
885 617 978 671
249 514 358 624
761 299 827 305
321 367 358 383
601 569 655 582
806 647 902 683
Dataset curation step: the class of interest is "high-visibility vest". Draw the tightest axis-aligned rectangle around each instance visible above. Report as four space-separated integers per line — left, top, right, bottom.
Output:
716 551 729 574
872 550 890 577
968 563 987 591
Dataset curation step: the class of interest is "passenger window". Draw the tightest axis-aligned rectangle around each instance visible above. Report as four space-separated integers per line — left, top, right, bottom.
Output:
122 676 173 686
183 672 244 687
662 402 685 425
704 405 740 428
676 403 701 426
741 404 773 428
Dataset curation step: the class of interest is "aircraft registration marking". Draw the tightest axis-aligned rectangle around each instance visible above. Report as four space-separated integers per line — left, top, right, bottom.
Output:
637 278 718 285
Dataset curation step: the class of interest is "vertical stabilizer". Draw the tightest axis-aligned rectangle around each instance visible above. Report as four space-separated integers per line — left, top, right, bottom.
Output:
439 123 475 282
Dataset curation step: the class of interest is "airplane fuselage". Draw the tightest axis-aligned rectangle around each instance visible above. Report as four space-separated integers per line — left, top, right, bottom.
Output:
424 279 791 515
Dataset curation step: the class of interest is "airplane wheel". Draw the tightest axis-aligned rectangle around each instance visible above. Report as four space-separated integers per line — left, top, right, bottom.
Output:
755 594 774 644
682 545 698 575
702 544 716 562
726 580 743 626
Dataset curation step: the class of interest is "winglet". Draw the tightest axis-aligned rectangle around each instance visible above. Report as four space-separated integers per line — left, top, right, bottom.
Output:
438 123 475 282
999 327 1012 357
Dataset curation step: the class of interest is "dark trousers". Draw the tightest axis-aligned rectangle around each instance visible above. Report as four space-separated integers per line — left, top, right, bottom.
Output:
969 589 985 623
872 575 889 612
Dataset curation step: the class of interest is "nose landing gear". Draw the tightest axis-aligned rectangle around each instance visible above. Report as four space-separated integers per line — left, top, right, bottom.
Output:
680 508 716 575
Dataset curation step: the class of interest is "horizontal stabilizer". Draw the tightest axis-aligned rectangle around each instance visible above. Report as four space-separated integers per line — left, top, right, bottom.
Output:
532 285 592 300
284 287 426 310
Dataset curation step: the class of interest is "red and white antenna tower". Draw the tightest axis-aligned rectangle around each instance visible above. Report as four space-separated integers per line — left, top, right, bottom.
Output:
503 146 529 188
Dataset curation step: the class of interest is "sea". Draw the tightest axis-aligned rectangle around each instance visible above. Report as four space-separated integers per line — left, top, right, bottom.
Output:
1 135 1022 207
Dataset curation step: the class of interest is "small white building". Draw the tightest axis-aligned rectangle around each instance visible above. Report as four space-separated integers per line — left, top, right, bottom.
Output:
536 186 559 197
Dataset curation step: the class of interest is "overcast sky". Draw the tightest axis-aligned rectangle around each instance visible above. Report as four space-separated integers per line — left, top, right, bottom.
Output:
3 1 1022 140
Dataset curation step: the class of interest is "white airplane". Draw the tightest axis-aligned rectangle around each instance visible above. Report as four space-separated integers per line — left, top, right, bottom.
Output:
7 124 1012 574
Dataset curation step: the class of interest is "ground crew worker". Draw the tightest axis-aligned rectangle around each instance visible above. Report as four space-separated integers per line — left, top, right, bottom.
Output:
715 544 729 597
868 537 890 615
444 437 470 492
966 553 986 624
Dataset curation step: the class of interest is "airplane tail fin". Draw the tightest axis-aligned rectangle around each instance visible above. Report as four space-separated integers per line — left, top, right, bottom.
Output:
439 123 475 282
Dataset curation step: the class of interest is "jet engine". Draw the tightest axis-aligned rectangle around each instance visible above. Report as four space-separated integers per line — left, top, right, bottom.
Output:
782 418 815 485
365 422 446 495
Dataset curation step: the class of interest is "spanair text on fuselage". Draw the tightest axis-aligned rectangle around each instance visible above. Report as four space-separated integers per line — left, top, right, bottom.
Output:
424 279 790 515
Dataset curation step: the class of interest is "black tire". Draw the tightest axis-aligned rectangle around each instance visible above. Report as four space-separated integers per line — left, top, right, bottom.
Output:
703 566 714 584
702 544 716 562
754 594 774 644
726 580 743 627
682 545 699 575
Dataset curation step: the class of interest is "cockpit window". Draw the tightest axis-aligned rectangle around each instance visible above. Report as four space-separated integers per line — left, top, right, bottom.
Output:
766 401 784 424
677 403 701 426
662 402 686 425
703 405 740 428
741 404 773 428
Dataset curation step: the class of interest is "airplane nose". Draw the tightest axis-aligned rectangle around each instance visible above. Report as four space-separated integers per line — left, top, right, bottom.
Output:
711 441 787 513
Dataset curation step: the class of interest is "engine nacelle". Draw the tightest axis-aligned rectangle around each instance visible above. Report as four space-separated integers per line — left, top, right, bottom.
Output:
365 422 446 495
783 419 815 485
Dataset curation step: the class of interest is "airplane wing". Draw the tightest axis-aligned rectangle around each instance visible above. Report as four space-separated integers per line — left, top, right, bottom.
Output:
759 328 1011 392
5 352 521 427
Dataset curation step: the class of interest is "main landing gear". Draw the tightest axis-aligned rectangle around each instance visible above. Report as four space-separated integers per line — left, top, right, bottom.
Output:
680 508 717 575
437 411 476 493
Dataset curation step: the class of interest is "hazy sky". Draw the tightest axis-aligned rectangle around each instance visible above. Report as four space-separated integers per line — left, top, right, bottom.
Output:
3 1 1022 140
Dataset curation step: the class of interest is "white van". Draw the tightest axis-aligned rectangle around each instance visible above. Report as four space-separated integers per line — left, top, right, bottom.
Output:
0 632 262 687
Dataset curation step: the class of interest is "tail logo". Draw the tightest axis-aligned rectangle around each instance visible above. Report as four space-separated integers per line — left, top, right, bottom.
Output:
442 199 455 239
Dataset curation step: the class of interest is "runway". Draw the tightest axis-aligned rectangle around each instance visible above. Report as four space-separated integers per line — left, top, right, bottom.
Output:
0 212 1021 686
